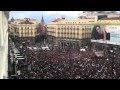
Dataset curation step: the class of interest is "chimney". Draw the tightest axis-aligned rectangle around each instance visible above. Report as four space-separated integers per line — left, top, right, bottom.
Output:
61 15 65 19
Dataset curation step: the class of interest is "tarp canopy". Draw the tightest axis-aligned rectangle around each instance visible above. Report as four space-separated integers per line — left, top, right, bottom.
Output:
80 49 86 51
41 46 50 50
94 51 104 57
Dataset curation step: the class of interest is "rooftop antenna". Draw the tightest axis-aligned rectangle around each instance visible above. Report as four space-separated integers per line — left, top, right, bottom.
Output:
55 11 60 19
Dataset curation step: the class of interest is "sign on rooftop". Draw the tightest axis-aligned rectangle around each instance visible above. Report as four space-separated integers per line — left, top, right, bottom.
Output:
91 25 120 45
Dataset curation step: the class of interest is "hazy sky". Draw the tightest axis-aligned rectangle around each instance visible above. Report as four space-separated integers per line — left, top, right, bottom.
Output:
10 11 120 24
9 11 82 23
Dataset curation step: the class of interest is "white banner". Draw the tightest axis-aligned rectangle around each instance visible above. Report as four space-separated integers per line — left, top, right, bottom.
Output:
91 25 120 46
110 25 120 44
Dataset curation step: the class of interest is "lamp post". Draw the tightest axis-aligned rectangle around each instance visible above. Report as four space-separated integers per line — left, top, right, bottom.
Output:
110 46 115 79
20 45 22 55
52 36 54 60
112 47 116 79
68 41 72 68
111 50 114 79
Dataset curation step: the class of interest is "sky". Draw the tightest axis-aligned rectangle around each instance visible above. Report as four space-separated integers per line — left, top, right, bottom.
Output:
10 11 120 24
9 11 82 24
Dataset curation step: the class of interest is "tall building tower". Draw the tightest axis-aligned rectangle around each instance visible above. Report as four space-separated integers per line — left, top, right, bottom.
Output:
41 15 45 24
11 16 14 22
38 15 47 43
39 15 46 34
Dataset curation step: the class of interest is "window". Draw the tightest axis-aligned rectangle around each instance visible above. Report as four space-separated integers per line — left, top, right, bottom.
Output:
63 26 66 29
77 26 79 30
67 26 69 28
73 33 75 35
15 29 17 33
31 31 33 34
17 31 19 34
73 26 75 30
33 27 34 29
21 33 23 37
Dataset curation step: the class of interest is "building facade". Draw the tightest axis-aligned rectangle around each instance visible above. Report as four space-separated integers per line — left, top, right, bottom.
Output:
0 11 10 79
9 18 39 41
98 17 120 22
39 15 47 35
47 17 95 47
78 11 120 21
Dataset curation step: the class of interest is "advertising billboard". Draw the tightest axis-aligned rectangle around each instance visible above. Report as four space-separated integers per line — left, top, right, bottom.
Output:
110 26 120 44
91 25 120 45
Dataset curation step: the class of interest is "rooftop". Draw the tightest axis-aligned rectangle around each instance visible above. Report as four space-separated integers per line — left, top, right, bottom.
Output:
19 19 34 24
100 17 120 20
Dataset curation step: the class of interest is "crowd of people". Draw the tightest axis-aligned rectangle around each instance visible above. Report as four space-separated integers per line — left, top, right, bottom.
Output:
10 41 120 79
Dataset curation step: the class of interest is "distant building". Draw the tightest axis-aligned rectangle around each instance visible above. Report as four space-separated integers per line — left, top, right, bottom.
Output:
78 11 120 21
98 17 120 22
11 16 14 22
39 15 46 35
47 16 96 46
8 17 15 33
9 18 39 41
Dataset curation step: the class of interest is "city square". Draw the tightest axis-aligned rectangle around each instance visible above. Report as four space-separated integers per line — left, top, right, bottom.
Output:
1 11 120 79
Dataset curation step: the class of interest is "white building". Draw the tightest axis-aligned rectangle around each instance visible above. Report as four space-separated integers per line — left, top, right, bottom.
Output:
78 11 120 21
0 11 10 79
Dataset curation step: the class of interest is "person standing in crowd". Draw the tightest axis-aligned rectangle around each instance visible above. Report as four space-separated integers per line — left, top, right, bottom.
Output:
11 41 120 79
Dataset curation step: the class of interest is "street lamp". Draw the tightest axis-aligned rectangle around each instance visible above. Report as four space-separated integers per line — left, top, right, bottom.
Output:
52 36 54 60
13 57 16 75
69 41 73 69
20 45 22 55
109 46 115 79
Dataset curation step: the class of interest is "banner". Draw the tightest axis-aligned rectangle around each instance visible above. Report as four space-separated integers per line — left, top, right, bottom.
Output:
91 25 120 45
110 26 120 44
